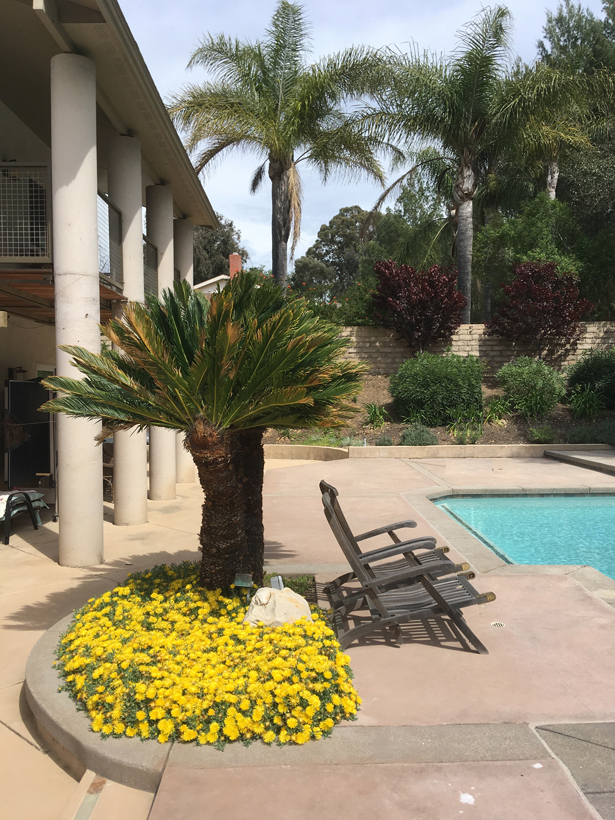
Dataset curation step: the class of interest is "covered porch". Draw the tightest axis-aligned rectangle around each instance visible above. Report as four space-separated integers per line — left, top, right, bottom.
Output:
0 0 217 567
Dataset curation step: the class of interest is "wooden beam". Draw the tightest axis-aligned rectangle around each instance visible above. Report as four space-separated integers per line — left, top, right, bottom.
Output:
1 306 55 325
0 281 54 310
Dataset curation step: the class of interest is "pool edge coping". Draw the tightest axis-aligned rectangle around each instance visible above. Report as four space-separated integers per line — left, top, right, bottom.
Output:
404 486 615 608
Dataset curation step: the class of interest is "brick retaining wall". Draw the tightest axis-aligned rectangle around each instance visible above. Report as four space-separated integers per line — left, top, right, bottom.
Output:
339 323 615 375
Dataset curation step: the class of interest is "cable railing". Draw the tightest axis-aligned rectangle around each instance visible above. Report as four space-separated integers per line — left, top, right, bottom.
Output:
0 163 51 262
97 192 123 290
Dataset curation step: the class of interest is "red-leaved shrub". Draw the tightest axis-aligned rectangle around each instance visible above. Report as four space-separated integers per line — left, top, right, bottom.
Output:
372 261 466 353
486 262 594 361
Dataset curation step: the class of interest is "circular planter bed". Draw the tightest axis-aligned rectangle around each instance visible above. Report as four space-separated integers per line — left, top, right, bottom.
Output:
26 562 360 789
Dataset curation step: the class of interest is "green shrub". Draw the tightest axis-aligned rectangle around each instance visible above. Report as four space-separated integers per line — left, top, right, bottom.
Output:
448 421 484 444
496 357 565 419
400 424 439 446
567 348 615 410
483 396 512 425
339 436 363 447
528 423 558 444
567 421 615 445
568 385 605 419
364 402 387 428
390 353 483 426
374 433 394 446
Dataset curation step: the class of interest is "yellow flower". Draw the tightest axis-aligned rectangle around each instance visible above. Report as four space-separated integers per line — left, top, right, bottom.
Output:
57 562 360 748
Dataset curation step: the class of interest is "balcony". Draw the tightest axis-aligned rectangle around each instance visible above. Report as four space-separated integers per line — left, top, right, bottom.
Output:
0 165 125 322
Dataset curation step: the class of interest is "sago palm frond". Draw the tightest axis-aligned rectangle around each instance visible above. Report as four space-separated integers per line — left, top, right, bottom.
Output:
41 274 366 436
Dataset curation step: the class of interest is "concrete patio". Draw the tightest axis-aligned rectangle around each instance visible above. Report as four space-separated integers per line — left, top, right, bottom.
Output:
3 455 615 819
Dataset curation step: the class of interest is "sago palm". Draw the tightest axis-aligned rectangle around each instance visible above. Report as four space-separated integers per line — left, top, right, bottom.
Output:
364 6 594 321
167 0 386 287
41 274 366 590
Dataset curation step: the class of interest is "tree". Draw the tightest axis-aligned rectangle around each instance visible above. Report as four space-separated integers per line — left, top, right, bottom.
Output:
364 6 592 321
41 274 365 590
486 261 594 360
168 1 385 287
538 0 615 73
372 261 466 353
474 192 582 307
290 206 374 298
193 213 248 284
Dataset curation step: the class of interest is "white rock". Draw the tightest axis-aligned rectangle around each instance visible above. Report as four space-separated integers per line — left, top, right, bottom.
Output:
243 587 313 627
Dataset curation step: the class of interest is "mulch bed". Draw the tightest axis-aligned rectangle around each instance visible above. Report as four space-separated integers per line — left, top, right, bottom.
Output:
262 375 612 447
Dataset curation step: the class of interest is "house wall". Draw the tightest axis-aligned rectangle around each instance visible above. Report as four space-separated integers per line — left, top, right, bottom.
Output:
339 323 615 375
0 315 57 387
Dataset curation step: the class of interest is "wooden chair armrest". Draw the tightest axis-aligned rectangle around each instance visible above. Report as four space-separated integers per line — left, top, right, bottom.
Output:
359 537 438 563
354 520 418 541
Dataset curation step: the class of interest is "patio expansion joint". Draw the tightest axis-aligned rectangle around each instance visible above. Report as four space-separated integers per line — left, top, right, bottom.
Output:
530 723 610 820
400 459 451 487
0 716 45 753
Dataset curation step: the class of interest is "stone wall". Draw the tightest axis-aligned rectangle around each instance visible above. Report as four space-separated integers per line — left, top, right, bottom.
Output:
339 323 615 375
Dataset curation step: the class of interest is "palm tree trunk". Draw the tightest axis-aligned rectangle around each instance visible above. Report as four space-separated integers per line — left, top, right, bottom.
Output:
483 283 492 323
454 162 476 324
547 158 559 200
269 157 291 289
233 429 266 587
456 198 473 323
187 417 247 590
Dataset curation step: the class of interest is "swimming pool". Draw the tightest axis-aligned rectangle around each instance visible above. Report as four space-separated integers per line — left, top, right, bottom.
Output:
435 494 615 580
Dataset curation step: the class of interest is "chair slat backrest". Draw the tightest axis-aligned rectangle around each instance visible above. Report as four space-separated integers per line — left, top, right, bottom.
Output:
319 480 366 560
321 490 375 586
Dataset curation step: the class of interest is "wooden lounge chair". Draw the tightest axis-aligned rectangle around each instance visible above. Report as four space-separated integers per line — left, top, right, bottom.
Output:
320 483 495 653
319 480 473 592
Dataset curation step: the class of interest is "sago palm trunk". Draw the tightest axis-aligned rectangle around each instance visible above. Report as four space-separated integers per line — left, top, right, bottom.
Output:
269 157 292 289
187 417 247 590
233 429 266 587
454 161 476 324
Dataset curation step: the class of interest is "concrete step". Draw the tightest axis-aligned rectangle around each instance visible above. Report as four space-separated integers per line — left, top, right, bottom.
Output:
148 758 596 820
544 448 615 477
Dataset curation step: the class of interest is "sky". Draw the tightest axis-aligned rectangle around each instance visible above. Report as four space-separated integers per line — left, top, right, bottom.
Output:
120 0 607 268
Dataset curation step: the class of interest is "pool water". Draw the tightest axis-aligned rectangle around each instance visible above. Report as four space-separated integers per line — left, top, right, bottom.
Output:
435 494 615 580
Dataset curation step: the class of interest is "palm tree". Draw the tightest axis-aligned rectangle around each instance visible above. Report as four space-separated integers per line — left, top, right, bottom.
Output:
167 0 387 287
41 274 366 590
364 6 592 321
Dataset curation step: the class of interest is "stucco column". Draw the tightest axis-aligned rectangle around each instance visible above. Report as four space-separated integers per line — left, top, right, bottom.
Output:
107 136 148 524
173 218 196 483
173 219 194 285
146 185 176 499
51 53 103 566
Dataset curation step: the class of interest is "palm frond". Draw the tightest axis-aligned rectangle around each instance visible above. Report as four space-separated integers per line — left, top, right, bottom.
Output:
42 275 367 436
250 161 268 193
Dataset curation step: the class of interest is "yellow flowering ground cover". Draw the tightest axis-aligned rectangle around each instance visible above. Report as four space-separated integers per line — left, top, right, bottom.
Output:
56 562 360 746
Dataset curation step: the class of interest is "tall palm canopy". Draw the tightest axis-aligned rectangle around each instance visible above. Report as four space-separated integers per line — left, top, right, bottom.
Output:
364 6 594 321
41 275 366 589
168 0 386 287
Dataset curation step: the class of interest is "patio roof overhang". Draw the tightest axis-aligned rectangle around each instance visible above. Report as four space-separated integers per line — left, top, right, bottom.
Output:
0 0 217 228
0 267 123 324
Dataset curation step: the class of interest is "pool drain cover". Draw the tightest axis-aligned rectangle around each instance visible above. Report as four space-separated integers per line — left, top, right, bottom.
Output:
491 621 506 628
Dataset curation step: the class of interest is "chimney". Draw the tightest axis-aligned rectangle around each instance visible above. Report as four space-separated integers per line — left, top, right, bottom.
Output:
229 254 242 278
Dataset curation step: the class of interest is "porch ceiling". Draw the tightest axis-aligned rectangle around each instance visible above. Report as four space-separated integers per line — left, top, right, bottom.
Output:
0 268 122 324
0 0 217 227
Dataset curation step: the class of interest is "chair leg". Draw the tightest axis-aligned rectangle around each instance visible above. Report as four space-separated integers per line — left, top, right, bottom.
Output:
420 577 489 655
